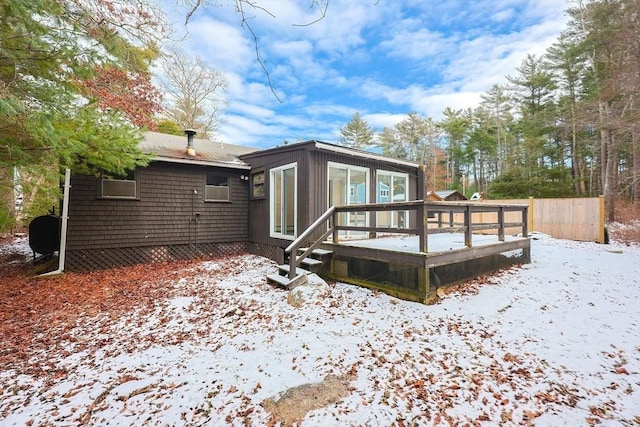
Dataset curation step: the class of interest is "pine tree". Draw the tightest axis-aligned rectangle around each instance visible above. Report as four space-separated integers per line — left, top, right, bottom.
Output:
0 0 165 229
339 113 374 149
0 0 165 177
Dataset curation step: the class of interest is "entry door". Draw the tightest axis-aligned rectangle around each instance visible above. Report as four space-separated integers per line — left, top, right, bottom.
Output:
328 163 369 237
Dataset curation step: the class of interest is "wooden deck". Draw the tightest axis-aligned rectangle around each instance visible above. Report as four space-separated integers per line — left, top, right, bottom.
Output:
284 200 531 304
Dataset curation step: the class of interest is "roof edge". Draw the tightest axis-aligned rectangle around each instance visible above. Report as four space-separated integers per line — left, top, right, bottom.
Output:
313 142 420 168
151 155 251 170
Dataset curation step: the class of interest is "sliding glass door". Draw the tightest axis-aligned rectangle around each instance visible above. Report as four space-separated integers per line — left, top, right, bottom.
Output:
376 170 408 228
328 162 369 237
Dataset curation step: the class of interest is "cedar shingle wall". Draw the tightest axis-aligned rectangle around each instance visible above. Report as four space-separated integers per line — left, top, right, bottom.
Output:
66 162 249 251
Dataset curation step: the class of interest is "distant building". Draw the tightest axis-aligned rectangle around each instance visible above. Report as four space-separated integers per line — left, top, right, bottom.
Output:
426 190 467 201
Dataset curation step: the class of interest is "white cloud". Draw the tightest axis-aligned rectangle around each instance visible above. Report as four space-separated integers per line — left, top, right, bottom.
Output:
183 17 255 74
363 113 411 130
310 101 354 115
270 39 314 57
379 25 451 61
158 0 571 148
492 7 516 23
219 114 286 148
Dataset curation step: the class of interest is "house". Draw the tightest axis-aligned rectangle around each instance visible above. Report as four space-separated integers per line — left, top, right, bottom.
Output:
426 190 467 201
64 131 257 270
239 140 422 263
56 130 532 305
63 132 423 270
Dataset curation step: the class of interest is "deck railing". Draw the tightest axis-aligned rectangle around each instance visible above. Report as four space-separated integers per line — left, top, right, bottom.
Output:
284 200 528 279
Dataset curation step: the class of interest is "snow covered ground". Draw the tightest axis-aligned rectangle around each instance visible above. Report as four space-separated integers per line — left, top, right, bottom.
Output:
1 233 639 426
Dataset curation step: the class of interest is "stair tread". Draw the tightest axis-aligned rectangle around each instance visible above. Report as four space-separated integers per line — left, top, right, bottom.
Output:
300 257 323 266
267 272 308 290
299 248 333 256
277 264 309 275
266 273 291 287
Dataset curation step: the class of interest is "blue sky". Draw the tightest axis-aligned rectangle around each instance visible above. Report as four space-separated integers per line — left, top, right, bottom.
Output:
162 0 570 149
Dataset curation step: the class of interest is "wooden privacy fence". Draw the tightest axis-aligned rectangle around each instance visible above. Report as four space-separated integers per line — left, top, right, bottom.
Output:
475 196 605 243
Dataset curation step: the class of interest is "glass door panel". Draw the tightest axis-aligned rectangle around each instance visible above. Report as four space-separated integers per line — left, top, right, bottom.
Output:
376 171 408 229
270 163 297 239
328 163 369 238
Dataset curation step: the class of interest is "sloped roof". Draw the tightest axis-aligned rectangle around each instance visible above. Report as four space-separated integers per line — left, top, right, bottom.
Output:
140 131 259 169
240 139 421 169
428 190 467 200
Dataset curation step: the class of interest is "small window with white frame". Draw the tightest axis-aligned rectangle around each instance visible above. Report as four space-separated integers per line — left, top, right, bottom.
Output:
98 169 138 199
205 174 229 202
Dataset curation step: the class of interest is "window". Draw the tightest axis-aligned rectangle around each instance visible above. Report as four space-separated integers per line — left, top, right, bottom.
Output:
205 175 229 202
98 170 137 199
328 162 369 237
270 163 297 239
251 171 265 199
376 170 409 228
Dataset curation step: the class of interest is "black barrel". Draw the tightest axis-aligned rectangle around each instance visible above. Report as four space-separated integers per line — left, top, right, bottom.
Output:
28 214 61 255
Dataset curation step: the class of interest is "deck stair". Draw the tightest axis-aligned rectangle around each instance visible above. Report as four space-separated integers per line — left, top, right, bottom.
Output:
266 248 333 289
266 206 337 290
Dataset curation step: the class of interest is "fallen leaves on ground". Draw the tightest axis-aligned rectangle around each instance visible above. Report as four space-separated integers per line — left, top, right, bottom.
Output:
1 235 639 426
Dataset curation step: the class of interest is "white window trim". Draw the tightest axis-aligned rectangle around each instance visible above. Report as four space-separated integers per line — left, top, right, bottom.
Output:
327 162 370 238
270 162 297 240
376 170 409 202
376 169 409 228
327 162 370 208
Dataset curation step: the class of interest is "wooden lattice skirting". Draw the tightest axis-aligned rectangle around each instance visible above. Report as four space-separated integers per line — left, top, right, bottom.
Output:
66 242 248 272
247 242 284 264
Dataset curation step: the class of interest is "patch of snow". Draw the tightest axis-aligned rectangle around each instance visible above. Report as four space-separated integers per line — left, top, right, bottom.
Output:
0 235 31 260
1 234 639 426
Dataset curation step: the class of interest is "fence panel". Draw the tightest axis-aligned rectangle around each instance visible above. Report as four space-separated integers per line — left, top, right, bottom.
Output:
480 197 604 243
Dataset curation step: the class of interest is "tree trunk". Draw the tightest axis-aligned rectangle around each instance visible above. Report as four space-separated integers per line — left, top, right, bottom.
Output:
600 101 616 222
571 102 587 194
633 125 639 205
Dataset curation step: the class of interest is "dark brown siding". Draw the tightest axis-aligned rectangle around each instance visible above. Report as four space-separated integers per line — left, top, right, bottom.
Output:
66 162 249 269
244 146 308 250
308 150 419 222
243 143 420 258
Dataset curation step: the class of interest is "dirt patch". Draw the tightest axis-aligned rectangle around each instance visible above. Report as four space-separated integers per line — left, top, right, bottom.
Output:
261 375 351 426
609 200 640 245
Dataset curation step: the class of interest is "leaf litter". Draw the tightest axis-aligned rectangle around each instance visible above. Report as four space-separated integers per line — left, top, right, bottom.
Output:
0 233 639 426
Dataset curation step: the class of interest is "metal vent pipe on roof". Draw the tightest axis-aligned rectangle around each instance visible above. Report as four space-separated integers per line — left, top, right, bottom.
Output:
185 129 196 156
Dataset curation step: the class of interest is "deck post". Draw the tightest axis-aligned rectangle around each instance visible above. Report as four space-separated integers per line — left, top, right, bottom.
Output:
418 202 428 253
419 267 438 305
522 206 529 237
598 195 605 244
498 206 505 241
464 204 472 247
528 196 534 234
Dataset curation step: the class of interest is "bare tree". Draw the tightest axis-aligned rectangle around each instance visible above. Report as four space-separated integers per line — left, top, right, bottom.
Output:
179 0 328 102
157 47 228 139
